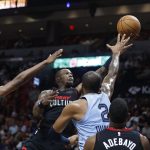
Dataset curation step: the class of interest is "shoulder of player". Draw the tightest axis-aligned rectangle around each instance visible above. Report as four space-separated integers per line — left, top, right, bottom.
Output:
63 99 87 117
84 135 96 150
140 134 150 150
72 98 88 110
66 99 86 111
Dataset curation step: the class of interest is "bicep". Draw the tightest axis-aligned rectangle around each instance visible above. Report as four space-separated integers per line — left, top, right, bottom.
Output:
53 106 73 133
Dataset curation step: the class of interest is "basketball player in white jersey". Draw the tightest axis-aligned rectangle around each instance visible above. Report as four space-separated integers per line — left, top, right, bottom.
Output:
49 34 133 150
0 49 63 97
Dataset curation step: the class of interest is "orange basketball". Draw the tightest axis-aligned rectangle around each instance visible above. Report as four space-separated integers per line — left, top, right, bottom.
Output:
117 15 141 38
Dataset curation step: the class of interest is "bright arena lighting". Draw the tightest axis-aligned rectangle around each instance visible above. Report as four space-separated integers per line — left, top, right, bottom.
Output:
0 0 27 9
66 2 71 8
53 56 110 68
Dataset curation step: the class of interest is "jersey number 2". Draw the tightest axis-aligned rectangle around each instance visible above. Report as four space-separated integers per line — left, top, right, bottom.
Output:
98 104 109 122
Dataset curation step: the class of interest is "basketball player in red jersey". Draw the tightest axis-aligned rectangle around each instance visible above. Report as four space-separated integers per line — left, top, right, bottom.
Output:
84 99 150 150
0 49 63 97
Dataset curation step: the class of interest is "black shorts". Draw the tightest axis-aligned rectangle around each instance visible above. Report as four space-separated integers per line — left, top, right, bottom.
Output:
22 129 66 150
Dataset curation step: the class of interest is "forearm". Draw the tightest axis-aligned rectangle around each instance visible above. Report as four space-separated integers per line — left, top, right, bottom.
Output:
101 53 120 98
32 100 44 119
108 53 120 76
33 90 57 119
14 60 48 83
0 60 48 97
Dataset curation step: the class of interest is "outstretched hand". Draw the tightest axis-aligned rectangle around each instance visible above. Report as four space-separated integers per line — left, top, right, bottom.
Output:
106 34 133 54
46 49 63 64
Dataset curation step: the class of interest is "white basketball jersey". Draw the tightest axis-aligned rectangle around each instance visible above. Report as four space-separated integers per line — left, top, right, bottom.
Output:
73 92 110 150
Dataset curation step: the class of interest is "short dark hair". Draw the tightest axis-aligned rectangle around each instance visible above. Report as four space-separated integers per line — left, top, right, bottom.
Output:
109 98 128 123
82 71 102 93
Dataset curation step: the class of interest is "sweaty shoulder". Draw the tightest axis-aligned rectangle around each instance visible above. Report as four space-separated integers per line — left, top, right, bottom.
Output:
65 99 88 121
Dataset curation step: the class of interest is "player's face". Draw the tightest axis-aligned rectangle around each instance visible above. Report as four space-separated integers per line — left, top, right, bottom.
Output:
60 69 74 87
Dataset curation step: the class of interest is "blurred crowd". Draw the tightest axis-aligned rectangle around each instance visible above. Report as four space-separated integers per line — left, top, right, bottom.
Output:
0 30 149 50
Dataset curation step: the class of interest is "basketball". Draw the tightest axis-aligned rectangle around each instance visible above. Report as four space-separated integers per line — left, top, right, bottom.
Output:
117 15 141 38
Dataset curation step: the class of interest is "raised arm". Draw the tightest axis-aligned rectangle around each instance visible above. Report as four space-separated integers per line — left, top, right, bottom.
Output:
0 49 63 97
75 35 129 94
101 34 132 99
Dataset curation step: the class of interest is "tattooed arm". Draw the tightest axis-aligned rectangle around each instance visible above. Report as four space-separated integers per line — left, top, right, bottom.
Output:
101 34 132 99
101 53 120 99
33 90 58 119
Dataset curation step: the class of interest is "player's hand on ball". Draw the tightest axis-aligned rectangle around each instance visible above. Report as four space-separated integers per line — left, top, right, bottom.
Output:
68 134 78 146
106 34 133 54
46 49 63 64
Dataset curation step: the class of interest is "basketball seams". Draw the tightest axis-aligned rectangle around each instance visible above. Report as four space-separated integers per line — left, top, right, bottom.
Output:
117 15 141 38
123 20 140 37
123 21 137 33
122 21 136 37
122 18 140 22
122 21 132 36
